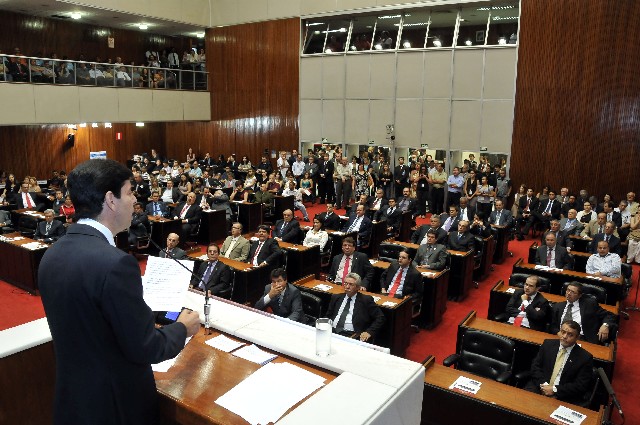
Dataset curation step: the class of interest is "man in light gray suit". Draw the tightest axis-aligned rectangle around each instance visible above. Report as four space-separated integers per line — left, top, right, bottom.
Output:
220 222 250 262
413 230 448 271
559 208 584 236
489 199 514 227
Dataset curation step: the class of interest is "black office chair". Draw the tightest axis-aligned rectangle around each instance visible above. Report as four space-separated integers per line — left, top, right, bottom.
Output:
300 291 322 326
216 270 235 300
18 215 38 238
410 281 425 333
378 243 405 263
472 236 484 288
620 262 633 299
443 329 516 384
129 221 152 258
320 241 333 270
183 220 201 251
508 273 551 293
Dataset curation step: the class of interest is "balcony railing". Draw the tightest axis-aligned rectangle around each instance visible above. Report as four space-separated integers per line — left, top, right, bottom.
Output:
0 55 208 91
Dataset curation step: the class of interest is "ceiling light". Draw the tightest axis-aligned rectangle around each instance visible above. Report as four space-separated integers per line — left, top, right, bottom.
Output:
465 39 473 46
70 12 81 20
374 44 383 50
135 122 145 127
138 24 148 30
105 123 112 128
498 36 507 45
196 32 205 38
91 123 98 128
379 15 401 20
308 22 325 27
402 41 411 49
325 48 333 53
433 39 442 48
79 123 87 128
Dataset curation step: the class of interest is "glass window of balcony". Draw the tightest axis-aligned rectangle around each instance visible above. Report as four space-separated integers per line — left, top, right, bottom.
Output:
456 6 491 47
372 14 401 50
302 19 329 54
349 15 377 52
323 18 351 54
398 10 431 49
426 8 458 48
486 2 520 46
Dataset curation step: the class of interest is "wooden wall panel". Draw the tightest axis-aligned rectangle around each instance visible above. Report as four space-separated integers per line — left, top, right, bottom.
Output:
511 0 640 202
0 10 191 64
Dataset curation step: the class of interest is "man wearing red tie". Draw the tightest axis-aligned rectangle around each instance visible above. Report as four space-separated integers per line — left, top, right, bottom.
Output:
173 192 202 238
380 249 421 300
16 182 44 211
505 275 549 331
247 224 282 267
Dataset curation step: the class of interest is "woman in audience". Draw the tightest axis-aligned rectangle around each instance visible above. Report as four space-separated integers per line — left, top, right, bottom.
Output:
186 148 196 164
157 168 169 185
474 175 495 217
464 169 479 209
577 201 596 224
353 163 372 199
60 195 75 218
148 177 162 197
230 180 250 202
216 154 226 170
28 177 42 193
300 171 314 203
243 170 257 190
378 163 393 200
303 218 329 251
237 156 253 175
138 67 150 87
537 185 550 203
178 174 192 197
414 165 429 218
5 173 20 198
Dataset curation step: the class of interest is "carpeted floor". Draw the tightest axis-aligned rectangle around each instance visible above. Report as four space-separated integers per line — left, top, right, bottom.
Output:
1 201 638 422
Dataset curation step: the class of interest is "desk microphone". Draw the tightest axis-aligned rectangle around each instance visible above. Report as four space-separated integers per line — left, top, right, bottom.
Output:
148 238 212 334
597 367 623 418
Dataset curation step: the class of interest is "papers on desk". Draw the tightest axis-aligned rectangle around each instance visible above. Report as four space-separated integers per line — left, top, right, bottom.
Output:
314 283 333 292
22 210 41 216
584 275 603 281
382 301 397 307
372 296 381 303
20 241 48 250
449 376 482 394
215 361 326 425
205 334 245 353
421 272 435 277
142 256 193 312
332 231 344 235
152 336 192 372
506 287 516 293
369 259 378 264
533 265 564 272
197 254 208 260
550 406 587 425
232 344 278 366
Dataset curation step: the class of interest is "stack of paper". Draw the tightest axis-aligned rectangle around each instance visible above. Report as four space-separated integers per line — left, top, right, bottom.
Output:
232 344 278 365
205 334 245 353
216 362 326 425
313 283 333 291
550 406 587 425
449 376 482 394
21 241 48 250
152 337 192 372
382 301 397 307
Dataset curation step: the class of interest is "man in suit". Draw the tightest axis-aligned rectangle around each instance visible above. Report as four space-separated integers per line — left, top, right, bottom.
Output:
457 197 476 223
327 236 374 289
34 209 66 242
532 189 561 228
132 173 150 205
447 220 475 252
317 152 335 204
413 230 448 270
38 159 200 425
253 182 274 208
558 208 583 236
0 209 13 233
489 199 514 227
273 209 302 243
535 232 573 269
173 192 202 237
397 187 418 219
393 156 410 197
505 275 549 331
341 204 372 247
159 232 187 260
440 205 461 233
209 189 232 225
316 202 341 231
590 222 621 255
602 200 622 229
254 268 303 322
525 321 594 405
581 212 619 239
326 272 385 342
542 219 572 250
145 191 169 218
160 179 183 204
190 243 233 297
550 282 615 344
220 222 250 262
368 188 387 212
14 181 46 211
586 240 622 278
374 197 402 235
128 202 149 245
50 190 65 213
380 249 422 300
411 215 447 245
247 224 282 267
516 188 539 240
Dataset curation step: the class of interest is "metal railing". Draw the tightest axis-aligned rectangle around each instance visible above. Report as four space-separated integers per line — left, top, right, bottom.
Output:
0 54 208 91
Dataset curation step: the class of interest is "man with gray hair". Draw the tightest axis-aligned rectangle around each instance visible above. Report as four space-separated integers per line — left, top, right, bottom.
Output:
34 209 66 242
325 272 385 342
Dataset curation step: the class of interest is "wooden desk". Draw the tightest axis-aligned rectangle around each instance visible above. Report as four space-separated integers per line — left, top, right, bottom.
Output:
293 276 412 357
487 280 620 325
422 356 605 425
278 241 320 282
458 310 615 381
474 234 495 282
148 216 182 253
0 232 48 294
368 219 388 259
569 234 590 253
237 201 262 232
156 327 336 425
274 195 294 221
198 209 227 245
398 211 414 243
513 258 624 305
491 224 510 264
373 260 449 329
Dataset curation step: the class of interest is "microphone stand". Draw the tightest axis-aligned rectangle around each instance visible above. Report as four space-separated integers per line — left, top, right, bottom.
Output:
148 238 212 334
597 367 624 424
624 271 640 314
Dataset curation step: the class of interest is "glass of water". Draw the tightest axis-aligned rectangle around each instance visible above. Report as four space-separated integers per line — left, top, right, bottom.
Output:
315 318 332 357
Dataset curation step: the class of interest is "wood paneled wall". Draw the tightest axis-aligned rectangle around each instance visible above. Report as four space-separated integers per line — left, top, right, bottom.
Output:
0 10 190 65
510 0 640 201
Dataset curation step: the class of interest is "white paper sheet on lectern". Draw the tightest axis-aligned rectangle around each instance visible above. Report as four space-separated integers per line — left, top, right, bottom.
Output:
142 256 193 311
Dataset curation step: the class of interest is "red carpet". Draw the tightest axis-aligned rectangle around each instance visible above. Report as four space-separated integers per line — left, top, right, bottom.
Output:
1 203 638 422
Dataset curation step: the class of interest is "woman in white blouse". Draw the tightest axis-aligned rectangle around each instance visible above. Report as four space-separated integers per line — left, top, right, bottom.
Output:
303 218 329 251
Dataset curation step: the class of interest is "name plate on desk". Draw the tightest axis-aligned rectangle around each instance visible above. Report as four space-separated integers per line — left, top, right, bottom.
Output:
449 376 482 394
550 406 587 425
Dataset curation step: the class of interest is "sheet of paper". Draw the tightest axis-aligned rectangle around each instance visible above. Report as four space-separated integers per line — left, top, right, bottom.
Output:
313 283 333 291
550 405 587 425
372 296 381 303
382 301 397 307
21 241 48 250
215 362 326 425
205 334 245 353
152 336 192 372
142 256 193 312
232 344 278 366
506 287 516 293
449 376 482 394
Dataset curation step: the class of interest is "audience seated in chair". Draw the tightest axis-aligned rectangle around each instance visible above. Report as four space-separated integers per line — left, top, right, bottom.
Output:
34 209 66 242
254 268 303 322
220 222 250 262
380 248 421 300
158 233 187 260
327 236 374 289
190 243 233 298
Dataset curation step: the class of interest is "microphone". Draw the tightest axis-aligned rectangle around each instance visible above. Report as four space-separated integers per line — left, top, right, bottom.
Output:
148 237 212 334
597 367 623 418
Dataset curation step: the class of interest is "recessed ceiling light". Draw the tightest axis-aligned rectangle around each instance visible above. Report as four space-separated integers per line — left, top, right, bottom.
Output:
196 32 205 38
71 12 81 20
138 24 148 30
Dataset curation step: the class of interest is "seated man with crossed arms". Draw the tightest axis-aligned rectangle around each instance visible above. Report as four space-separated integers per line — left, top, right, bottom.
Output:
505 275 549 331
586 240 621 278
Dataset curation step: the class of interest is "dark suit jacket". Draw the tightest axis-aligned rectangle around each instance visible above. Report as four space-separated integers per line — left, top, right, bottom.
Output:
145 201 170 218
528 339 594 404
341 214 372 246
273 219 301 243
14 191 44 209
489 209 514 227
248 238 282 266
396 196 418 218
535 245 573 269
505 289 550 331
413 244 448 270
439 213 461 233
541 230 572 250
374 206 403 231
590 233 621 255
316 211 341 231
174 202 202 225
133 182 150 202
411 225 447 245
457 205 477 223
518 196 539 215
380 263 422 300
191 260 233 296
254 283 303 322
129 212 149 239
550 297 615 344
327 252 375 289
159 247 187 260
38 224 187 425
447 231 475 252
326 292 385 337
537 199 561 219
34 219 66 241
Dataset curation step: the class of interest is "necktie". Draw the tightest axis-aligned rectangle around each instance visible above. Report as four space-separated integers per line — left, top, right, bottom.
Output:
444 217 452 232
547 248 552 266
25 193 33 208
281 221 287 233
496 211 501 225
526 198 531 211
46 223 51 234
252 242 264 265
549 348 567 385
200 263 213 290
335 297 352 331
544 201 552 214
154 203 159 215
461 208 467 220
348 218 359 233
562 303 573 323
341 256 351 283
564 220 572 230
388 268 404 297
513 296 529 327
388 207 394 216
180 204 189 218
598 225 603 234
278 292 285 306
607 213 612 222
605 235 609 243
375 199 381 209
